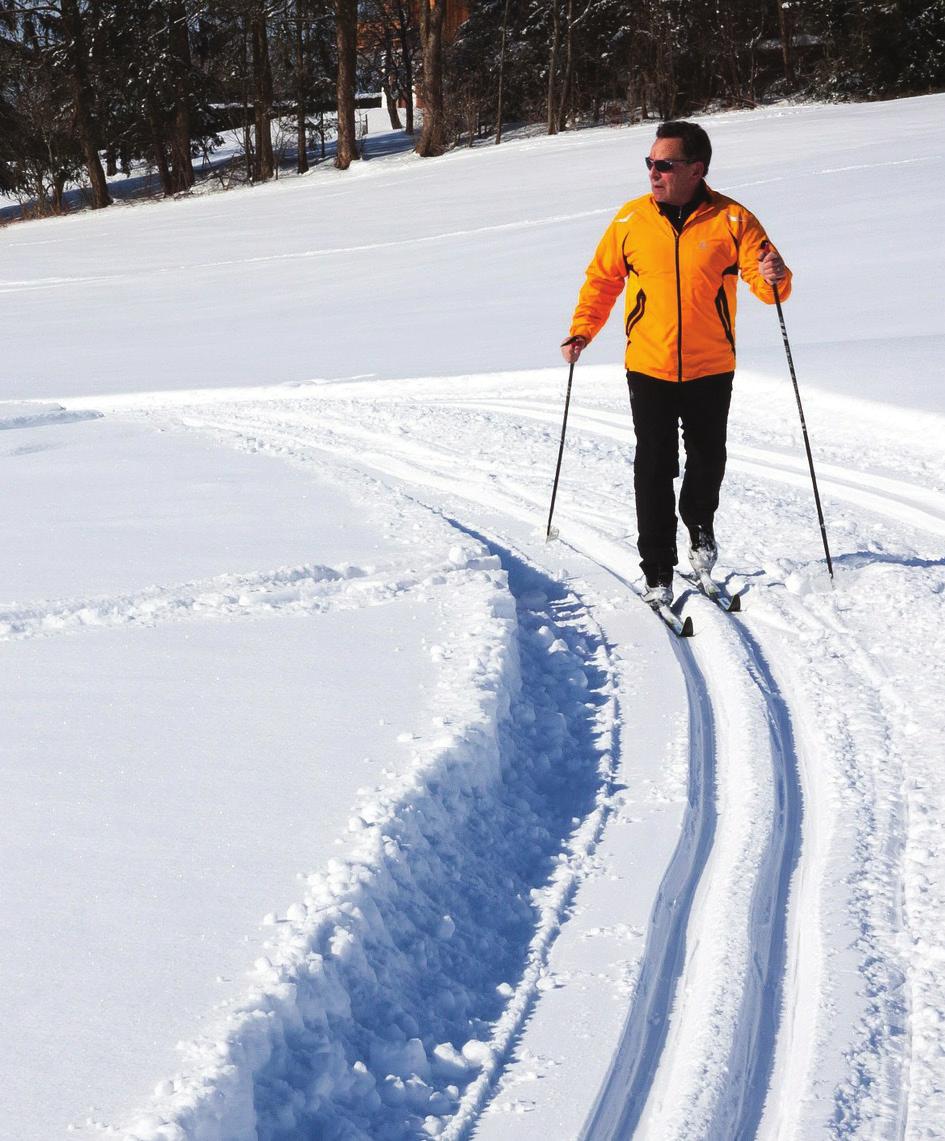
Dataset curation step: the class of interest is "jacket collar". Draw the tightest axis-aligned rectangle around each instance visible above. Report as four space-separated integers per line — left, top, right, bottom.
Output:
654 180 712 232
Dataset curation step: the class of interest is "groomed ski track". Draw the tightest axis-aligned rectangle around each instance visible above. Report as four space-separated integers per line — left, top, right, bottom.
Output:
70 365 937 1140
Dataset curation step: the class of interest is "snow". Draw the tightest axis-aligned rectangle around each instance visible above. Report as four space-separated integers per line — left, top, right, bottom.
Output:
2 94 944 1140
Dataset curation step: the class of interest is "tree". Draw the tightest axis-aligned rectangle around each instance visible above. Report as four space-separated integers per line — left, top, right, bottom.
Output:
56 0 111 206
334 0 358 167
0 15 84 213
250 4 274 178
495 0 511 141
416 0 446 155
291 0 310 171
778 0 796 85
167 0 196 189
547 0 559 132
104 1 203 195
393 0 416 133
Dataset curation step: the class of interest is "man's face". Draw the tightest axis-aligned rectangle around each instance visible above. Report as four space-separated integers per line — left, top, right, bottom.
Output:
647 137 705 206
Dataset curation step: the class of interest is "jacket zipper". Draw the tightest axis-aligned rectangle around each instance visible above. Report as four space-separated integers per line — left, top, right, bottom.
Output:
674 230 683 382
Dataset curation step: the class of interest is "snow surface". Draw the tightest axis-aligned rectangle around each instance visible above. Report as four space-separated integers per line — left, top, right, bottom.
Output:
2 95 944 1141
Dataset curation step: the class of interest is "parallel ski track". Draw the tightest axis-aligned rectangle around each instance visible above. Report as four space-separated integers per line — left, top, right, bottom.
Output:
579 639 718 1140
152 395 814 1139
703 622 802 1141
580 603 802 1141
431 397 945 539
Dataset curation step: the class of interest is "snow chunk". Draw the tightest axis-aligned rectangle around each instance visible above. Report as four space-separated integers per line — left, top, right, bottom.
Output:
446 543 501 572
371 1036 431 1081
431 1042 470 1081
461 1039 493 1069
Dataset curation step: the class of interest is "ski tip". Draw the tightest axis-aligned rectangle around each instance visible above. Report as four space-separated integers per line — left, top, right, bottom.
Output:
728 593 742 613
681 615 695 637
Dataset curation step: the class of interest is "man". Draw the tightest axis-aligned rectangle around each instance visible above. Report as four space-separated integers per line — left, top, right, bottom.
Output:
561 120 790 606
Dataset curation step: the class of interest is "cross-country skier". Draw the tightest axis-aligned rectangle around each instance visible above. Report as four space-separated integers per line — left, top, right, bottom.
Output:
561 120 791 606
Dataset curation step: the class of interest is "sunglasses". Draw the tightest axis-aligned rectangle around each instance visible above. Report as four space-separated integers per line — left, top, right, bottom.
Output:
645 157 694 172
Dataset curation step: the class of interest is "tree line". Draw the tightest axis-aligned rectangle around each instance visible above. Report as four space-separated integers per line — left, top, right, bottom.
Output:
0 0 442 213
458 0 945 139
1 0 943 216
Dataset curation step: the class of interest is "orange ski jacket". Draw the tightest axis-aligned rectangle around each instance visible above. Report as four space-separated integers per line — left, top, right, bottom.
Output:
568 185 792 382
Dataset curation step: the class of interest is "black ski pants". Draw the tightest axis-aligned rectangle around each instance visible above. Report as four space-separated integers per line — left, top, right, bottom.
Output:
626 371 734 581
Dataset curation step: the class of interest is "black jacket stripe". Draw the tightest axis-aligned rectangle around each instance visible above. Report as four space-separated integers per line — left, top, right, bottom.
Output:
625 288 646 337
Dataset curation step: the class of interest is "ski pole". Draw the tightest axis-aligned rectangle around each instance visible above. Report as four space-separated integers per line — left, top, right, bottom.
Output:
546 357 576 540
764 245 834 579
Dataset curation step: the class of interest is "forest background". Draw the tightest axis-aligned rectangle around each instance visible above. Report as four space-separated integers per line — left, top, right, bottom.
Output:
1 0 944 219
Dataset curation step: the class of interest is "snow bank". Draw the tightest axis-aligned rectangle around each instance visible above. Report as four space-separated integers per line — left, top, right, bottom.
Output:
122 542 614 1140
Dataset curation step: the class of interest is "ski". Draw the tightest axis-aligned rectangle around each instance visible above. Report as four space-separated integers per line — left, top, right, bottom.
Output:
647 598 695 637
684 570 742 613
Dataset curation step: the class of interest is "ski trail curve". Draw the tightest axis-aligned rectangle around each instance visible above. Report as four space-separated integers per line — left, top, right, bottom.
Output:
151 398 805 1139
107 382 926 1139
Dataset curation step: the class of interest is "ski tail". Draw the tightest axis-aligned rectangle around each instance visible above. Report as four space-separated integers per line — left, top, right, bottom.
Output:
648 600 694 637
688 570 742 613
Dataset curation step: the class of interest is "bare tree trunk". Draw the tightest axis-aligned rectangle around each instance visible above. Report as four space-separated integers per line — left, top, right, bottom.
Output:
143 92 173 194
60 0 110 208
383 83 402 128
778 0 795 85
243 123 253 180
495 0 511 143
651 3 676 120
556 0 574 130
383 34 402 129
32 174 47 215
334 0 359 168
52 172 67 213
547 0 560 135
239 20 254 181
417 0 446 156
151 134 173 194
397 2 415 135
251 8 274 181
296 0 309 173
383 82 402 128
168 0 195 192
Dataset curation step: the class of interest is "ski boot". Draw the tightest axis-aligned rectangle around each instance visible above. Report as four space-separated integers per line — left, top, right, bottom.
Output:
688 526 718 576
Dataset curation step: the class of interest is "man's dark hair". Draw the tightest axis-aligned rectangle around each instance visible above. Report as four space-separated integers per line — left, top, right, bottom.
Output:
656 121 712 173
